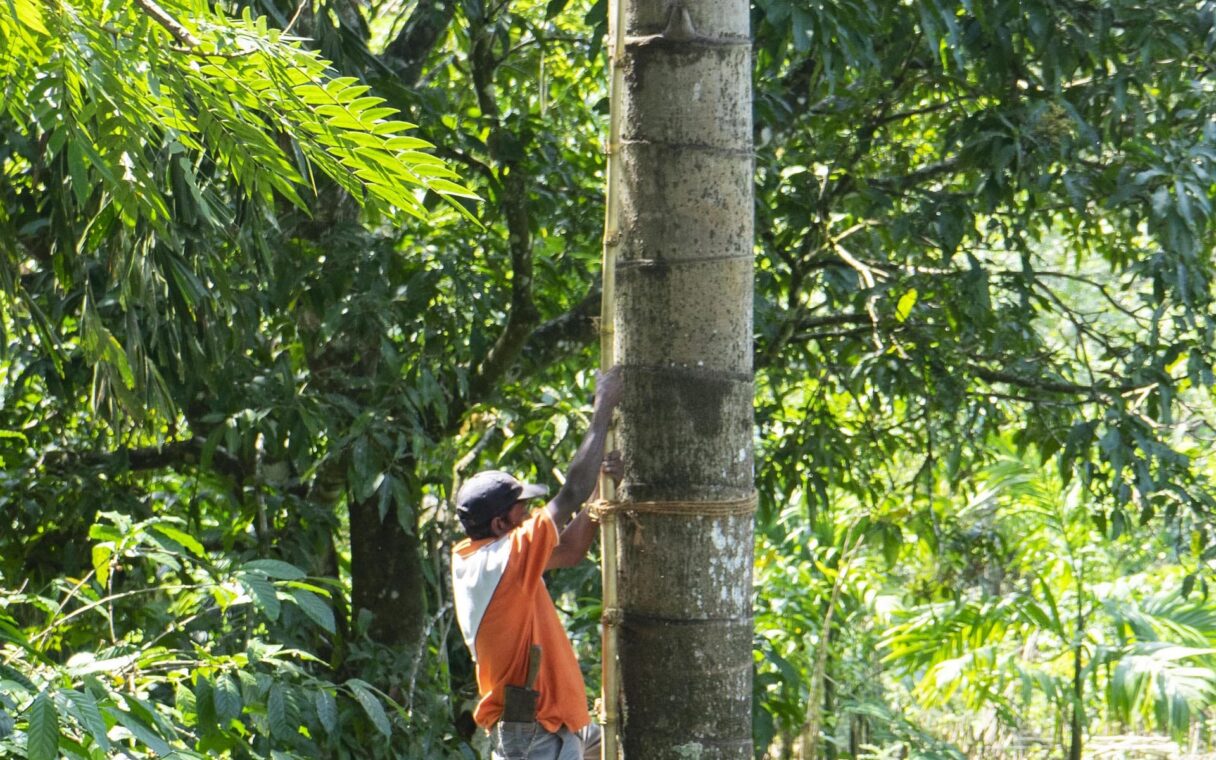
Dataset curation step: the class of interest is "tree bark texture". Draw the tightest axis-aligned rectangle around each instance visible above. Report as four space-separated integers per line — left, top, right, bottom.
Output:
349 496 427 649
610 1 754 757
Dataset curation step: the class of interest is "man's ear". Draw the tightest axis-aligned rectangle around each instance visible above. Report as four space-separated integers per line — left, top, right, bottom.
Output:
490 514 508 537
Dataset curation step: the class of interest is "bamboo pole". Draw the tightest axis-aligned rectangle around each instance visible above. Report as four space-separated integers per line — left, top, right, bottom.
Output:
599 0 626 755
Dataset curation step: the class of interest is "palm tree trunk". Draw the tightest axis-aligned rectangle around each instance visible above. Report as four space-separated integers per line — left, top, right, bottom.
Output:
608 1 754 757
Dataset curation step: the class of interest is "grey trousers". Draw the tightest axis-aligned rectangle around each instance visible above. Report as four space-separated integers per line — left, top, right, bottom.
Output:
491 721 601 760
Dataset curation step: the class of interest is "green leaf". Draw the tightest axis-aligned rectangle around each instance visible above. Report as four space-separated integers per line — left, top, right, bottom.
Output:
240 573 281 620
315 689 337 734
895 288 918 322
289 588 335 634
212 676 242 724
27 691 59 760
12 0 48 35
242 559 306 580
65 690 109 752
0 705 12 739
193 676 216 733
106 706 172 756
267 684 289 739
0 662 37 690
91 543 113 588
423 178 480 199
346 679 391 738
88 522 123 542
149 523 206 558
791 7 812 53
174 682 196 719
0 614 33 652
0 429 28 444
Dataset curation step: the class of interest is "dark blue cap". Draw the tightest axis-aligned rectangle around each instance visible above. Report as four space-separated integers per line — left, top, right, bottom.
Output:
456 470 549 528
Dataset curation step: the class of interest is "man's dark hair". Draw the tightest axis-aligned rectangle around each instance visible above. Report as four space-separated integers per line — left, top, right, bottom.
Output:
463 520 495 541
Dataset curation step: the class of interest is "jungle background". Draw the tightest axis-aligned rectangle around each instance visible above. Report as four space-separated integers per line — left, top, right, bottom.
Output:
2 0 1216 757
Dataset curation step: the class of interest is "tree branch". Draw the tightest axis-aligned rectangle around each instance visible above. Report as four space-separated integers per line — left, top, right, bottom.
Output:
44 437 246 481
440 286 603 439
970 365 1152 397
131 0 201 48
519 285 602 369
382 0 459 88
465 15 540 404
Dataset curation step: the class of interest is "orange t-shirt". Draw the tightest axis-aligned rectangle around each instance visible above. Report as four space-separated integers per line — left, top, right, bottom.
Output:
452 510 590 733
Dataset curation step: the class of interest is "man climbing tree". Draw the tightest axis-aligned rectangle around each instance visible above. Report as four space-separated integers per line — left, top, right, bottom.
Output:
452 368 623 759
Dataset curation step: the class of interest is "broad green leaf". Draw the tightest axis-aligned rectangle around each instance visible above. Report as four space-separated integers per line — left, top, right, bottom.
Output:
372 120 420 135
173 682 195 719
66 141 92 207
315 689 337 734
242 559 306 580
266 684 288 739
27 691 59 760
791 7 812 53
212 676 242 724
193 676 216 733
65 690 109 752
11 0 48 35
424 178 481 200
87 522 122 542
149 524 205 558
384 135 433 150
346 679 390 738
106 706 172 756
0 663 37 690
240 573 281 620
289 588 335 634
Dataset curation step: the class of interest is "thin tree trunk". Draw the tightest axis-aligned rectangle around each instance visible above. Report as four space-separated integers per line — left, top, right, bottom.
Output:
609 1 754 757
1069 558 1086 760
1069 611 1084 760
800 534 861 760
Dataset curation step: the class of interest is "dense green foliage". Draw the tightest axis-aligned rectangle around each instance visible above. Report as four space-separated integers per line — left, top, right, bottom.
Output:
2 0 1216 757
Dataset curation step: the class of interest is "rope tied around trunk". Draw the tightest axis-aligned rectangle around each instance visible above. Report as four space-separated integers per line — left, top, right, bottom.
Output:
587 492 758 521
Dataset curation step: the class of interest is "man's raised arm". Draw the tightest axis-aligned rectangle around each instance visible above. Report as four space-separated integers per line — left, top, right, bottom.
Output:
545 366 623 531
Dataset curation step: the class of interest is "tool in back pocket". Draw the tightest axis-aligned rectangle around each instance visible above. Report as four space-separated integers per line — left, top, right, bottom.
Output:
501 644 542 722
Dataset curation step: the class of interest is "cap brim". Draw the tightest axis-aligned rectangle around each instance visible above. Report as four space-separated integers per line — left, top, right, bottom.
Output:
517 482 549 501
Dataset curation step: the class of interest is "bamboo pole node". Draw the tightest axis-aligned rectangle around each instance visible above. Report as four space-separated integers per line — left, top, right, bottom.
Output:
589 492 758 520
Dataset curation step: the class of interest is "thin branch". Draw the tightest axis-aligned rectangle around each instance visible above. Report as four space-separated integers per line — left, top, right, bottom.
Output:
432 145 501 195
382 0 459 88
131 0 201 48
44 437 246 481
965 390 1090 407
460 15 541 411
439 285 603 440
283 0 308 35
519 285 602 369
970 365 1153 397
1020 270 1146 322
867 157 962 194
